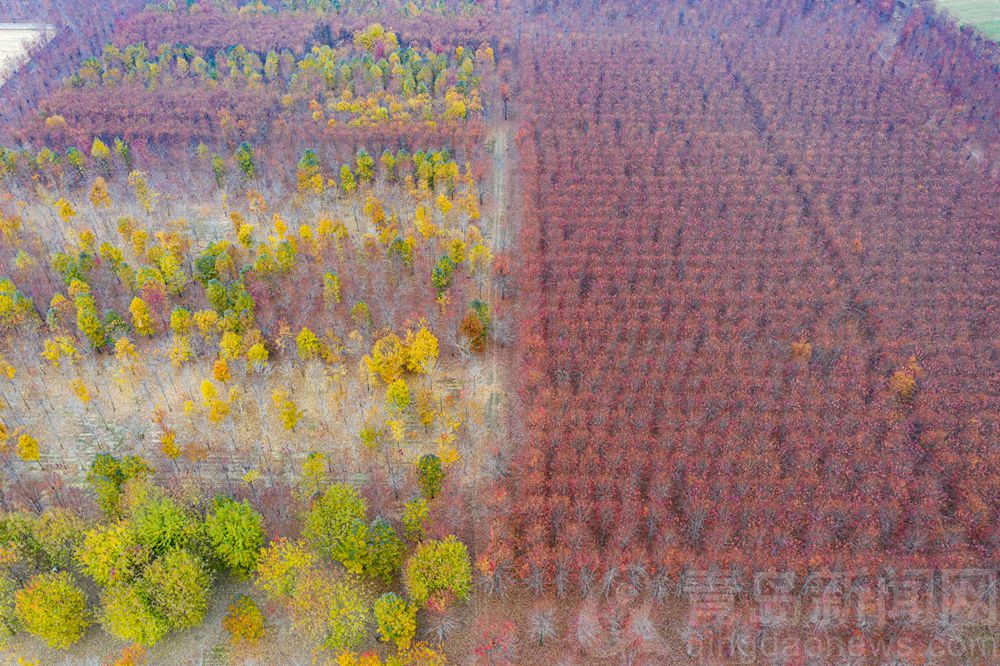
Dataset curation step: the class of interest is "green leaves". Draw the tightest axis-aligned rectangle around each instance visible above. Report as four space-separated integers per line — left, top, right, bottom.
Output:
416 454 445 500
404 536 472 608
14 572 90 649
100 582 170 646
131 497 200 557
431 255 455 294
304 483 367 564
374 592 417 651
142 548 212 630
234 141 255 180
86 453 150 518
205 498 265 578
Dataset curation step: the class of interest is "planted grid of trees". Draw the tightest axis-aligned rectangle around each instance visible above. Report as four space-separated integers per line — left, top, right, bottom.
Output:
489 0 999 594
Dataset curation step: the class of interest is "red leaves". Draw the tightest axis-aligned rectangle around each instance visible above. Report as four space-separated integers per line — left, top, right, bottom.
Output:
500 0 1000 594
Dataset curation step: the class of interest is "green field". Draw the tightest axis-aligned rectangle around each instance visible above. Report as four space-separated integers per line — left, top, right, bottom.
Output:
935 0 1000 41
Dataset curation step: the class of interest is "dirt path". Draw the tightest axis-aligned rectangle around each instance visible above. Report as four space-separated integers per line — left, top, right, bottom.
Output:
488 121 515 460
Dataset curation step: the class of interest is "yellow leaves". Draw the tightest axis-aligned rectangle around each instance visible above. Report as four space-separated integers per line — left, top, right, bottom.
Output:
194 309 219 342
435 193 453 216
436 434 461 468
16 432 39 462
158 252 188 295
237 222 254 248
77 229 97 255
208 399 231 424
272 389 300 431
436 417 463 467
44 115 67 130
89 177 112 209
300 451 326 495
364 194 386 229
385 378 411 413
160 430 180 460
316 217 347 245
127 170 159 213
115 337 138 363
129 297 156 337
0 354 15 380
414 389 437 427
170 335 194 368
468 243 492 274
70 378 92 405
272 213 288 240
414 204 437 240
54 198 76 224
169 308 192 335
219 331 242 361
201 379 218 407
387 419 405 444
198 370 235 427
242 469 261 485
295 327 322 363
67 280 90 299
443 89 468 120
366 325 440 383
0 211 23 242
127 226 149 258
476 44 495 66
247 343 269 372
323 273 342 307
364 333 407 384
353 23 397 51
41 336 78 368
404 326 439 374
447 238 466 265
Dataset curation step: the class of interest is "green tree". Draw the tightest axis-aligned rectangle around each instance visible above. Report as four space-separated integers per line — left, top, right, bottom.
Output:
295 574 370 653
401 498 428 542
77 521 145 586
211 154 226 187
0 574 16 646
255 538 315 601
204 497 265 577
235 142 255 180
31 508 84 569
303 484 367 563
363 518 404 583
131 497 199 557
431 255 455 294
142 548 211 630
355 148 375 183
332 519 369 576
339 164 356 194
114 137 133 169
100 583 170 646
404 536 472 607
374 592 417 651
416 454 444 499
14 572 90 649
386 378 411 412
66 146 85 176
86 453 151 517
